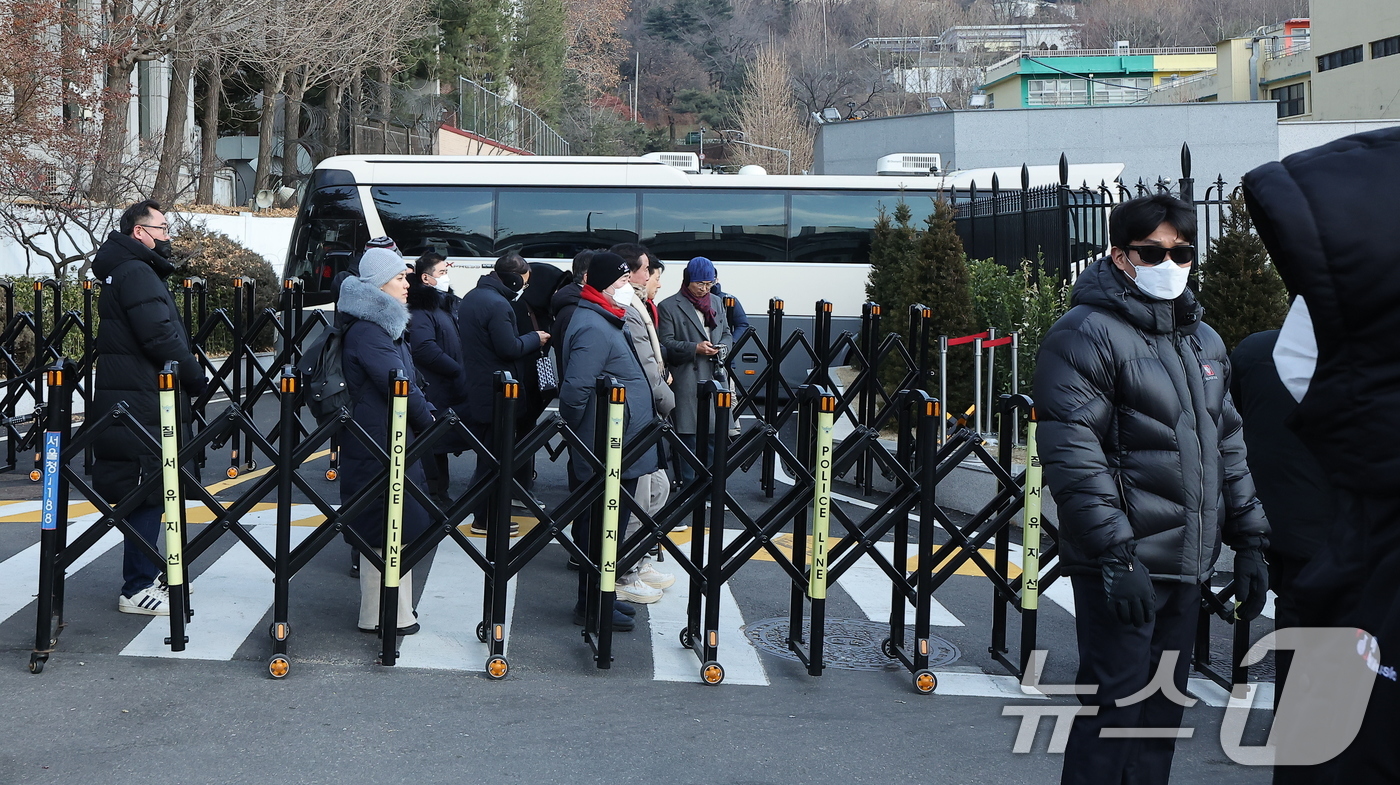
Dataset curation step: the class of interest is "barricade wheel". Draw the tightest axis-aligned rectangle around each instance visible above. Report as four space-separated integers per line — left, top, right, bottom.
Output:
226 467 239 479
880 637 895 658
476 621 487 643
248 460 257 471
268 655 290 679
486 655 509 680
325 469 338 481
28 654 45 674
679 628 693 649
29 469 42 482
701 661 724 685
913 669 937 694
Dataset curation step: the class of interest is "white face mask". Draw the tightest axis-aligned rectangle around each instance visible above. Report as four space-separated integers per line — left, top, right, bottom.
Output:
433 274 451 293
1129 261 1191 300
611 286 632 307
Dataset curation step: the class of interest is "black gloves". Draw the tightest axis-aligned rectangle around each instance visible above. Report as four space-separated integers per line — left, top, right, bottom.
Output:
1232 548 1270 621
1102 547 1156 628
186 375 210 400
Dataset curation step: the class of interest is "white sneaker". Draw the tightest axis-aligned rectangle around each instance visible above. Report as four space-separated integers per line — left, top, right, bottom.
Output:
118 584 170 616
615 575 663 604
636 557 675 589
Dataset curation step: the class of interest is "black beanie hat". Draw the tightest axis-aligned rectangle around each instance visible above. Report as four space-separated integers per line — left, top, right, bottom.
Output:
586 252 629 291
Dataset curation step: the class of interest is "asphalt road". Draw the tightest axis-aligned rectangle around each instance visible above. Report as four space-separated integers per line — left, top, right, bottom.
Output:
0 402 1275 784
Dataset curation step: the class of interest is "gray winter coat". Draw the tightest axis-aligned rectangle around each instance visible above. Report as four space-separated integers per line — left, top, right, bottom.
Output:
559 300 660 481
1032 258 1268 583
621 289 675 418
657 291 732 434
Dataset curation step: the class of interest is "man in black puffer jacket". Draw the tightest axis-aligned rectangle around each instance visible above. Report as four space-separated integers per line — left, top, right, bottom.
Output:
92 200 208 616
1033 194 1269 785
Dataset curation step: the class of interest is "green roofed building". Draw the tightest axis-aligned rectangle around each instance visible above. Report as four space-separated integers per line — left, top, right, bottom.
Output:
979 46 1218 109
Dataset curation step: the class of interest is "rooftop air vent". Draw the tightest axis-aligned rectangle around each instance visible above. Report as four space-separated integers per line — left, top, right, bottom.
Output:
876 153 943 176
641 152 701 174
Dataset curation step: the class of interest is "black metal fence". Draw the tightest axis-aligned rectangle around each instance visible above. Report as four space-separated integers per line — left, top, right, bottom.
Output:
16 280 1253 693
951 144 1239 282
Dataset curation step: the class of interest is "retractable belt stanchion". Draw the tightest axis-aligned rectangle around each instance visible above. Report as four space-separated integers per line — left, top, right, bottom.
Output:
484 372 518 679
31 360 75 674
268 366 297 679
158 363 190 651
378 371 411 667
942 330 991 441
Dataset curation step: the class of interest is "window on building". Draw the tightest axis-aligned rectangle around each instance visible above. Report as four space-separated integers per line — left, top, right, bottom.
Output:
137 61 154 139
1026 78 1089 106
1317 45 1364 72
1372 35 1400 59
1271 83 1306 118
1091 77 1153 105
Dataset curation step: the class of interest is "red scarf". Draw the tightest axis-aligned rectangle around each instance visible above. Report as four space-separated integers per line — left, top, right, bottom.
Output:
681 286 717 328
580 284 627 319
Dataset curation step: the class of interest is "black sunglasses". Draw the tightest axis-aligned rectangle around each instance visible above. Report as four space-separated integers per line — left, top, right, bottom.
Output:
1125 245 1196 265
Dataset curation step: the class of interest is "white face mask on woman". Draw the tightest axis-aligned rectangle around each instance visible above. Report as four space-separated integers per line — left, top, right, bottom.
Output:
1130 262 1191 300
433 274 451 293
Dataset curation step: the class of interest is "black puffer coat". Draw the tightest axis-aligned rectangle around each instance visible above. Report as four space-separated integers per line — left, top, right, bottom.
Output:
407 282 466 409
1032 259 1268 582
338 276 434 549
91 232 203 505
456 274 542 425
1242 126 1400 494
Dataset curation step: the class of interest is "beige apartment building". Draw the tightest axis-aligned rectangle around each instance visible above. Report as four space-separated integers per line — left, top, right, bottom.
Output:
1148 0 1400 122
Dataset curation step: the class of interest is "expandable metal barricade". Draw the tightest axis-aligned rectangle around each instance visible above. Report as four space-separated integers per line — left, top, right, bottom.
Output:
25 282 1256 693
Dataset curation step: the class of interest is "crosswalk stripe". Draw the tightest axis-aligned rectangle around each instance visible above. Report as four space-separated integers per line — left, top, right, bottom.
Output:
0 513 123 626
838 542 964 627
396 543 518 672
122 512 313 660
648 576 770 686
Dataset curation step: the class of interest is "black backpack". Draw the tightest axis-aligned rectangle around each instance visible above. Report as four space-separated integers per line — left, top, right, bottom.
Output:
298 324 353 423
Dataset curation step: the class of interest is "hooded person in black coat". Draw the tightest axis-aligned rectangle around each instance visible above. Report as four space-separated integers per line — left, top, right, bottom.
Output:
338 248 434 635
92 200 208 616
1033 195 1268 785
1242 127 1400 781
456 253 548 534
406 252 467 501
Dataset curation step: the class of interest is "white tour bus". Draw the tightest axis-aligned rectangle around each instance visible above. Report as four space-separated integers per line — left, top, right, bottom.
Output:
283 154 1125 320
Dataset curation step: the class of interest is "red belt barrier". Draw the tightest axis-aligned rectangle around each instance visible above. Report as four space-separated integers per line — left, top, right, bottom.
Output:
946 331 990 347
982 336 1014 348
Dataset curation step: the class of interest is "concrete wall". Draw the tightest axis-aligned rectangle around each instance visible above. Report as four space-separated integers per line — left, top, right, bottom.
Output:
0 210 292 279
815 102 1280 189
813 111 957 177
1278 119 1400 158
1310 0 1400 120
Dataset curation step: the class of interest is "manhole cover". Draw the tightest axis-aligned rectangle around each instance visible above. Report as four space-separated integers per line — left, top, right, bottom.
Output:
743 617 960 671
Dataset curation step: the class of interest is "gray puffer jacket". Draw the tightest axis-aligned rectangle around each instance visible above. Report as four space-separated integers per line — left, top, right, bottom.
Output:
1032 258 1268 582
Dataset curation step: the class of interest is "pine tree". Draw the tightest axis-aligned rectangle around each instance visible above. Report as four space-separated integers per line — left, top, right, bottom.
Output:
1198 194 1289 353
918 198 978 410
865 201 921 388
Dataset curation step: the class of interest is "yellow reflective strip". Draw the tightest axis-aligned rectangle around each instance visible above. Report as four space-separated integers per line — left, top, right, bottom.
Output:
808 409 834 599
383 391 409 588
1021 421 1042 610
158 386 184 585
600 398 625 592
